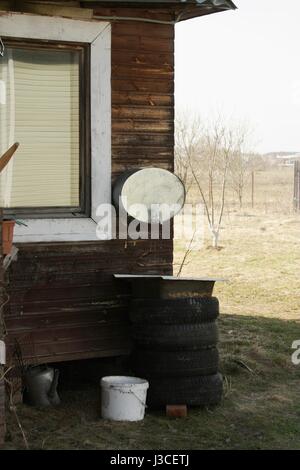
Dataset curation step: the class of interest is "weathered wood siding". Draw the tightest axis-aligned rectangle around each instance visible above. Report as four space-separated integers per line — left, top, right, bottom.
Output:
110 17 174 176
5 8 175 364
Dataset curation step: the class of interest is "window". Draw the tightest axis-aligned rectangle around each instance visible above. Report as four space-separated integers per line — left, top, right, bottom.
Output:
0 40 90 217
0 13 111 242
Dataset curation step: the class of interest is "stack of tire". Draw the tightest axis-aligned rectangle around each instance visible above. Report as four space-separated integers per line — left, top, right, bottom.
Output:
130 297 222 408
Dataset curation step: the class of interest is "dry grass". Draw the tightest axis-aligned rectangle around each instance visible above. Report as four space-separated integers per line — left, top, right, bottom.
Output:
4 314 300 450
3 165 300 450
175 166 300 321
175 212 300 320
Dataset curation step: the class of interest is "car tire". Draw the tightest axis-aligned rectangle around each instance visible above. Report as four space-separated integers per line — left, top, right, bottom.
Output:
131 348 219 377
130 297 219 325
147 373 223 408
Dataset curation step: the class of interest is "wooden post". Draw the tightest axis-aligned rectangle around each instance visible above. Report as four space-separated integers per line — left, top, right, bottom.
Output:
251 171 255 209
0 208 5 446
294 161 300 212
0 143 20 446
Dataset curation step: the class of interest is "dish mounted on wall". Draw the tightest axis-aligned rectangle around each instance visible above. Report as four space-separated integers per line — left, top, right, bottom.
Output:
113 168 186 224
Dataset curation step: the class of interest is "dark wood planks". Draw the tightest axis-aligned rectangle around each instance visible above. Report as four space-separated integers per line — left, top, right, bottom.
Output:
6 239 173 363
111 13 174 177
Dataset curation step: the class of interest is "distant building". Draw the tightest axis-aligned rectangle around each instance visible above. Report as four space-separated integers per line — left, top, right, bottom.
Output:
276 154 300 167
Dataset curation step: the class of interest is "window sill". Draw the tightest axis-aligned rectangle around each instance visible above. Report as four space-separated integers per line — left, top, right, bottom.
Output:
13 217 108 242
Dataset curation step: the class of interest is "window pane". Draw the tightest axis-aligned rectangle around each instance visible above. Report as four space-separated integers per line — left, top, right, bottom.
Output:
0 46 80 208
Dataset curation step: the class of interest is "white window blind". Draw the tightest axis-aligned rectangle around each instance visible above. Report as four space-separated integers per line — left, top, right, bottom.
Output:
0 45 80 208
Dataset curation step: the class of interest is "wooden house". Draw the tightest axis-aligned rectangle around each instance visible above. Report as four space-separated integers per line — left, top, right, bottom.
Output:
0 0 236 430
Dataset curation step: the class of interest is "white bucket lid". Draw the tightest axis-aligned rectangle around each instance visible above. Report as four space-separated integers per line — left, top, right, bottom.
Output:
101 375 149 391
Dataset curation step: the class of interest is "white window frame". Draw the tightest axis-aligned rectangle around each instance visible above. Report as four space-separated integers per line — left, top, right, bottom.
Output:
0 12 111 242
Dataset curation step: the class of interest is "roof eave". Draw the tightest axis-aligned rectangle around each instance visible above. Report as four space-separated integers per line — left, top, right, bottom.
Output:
81 1 237 21
175 1 237 22
80 0 237 16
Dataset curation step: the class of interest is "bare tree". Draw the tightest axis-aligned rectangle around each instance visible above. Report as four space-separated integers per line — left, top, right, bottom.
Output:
195 121 234 248
229 152 248 208
175 114 202 197
176 113 249 248
228 126 251 208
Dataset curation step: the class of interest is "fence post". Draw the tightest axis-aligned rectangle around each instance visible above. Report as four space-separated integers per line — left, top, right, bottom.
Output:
251 171 255 209
294 161 300 212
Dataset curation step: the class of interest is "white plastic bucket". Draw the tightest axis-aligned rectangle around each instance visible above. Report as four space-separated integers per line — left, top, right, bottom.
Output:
100 376 149 422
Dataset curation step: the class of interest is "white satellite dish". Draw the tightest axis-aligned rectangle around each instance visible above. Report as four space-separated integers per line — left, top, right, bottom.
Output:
113 168 186 224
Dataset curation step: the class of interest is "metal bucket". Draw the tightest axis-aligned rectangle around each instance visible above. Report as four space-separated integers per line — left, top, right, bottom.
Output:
24 365 60 407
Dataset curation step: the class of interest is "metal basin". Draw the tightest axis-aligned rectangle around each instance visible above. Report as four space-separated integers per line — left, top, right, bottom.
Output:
114 275 226 299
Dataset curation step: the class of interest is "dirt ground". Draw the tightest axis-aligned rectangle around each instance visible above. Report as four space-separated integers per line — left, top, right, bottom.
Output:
3 166 300 450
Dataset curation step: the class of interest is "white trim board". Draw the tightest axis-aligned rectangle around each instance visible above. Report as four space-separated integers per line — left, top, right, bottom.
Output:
0 12 111 242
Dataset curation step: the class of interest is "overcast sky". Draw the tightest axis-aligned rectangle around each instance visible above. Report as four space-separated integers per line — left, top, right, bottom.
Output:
175 0 300 154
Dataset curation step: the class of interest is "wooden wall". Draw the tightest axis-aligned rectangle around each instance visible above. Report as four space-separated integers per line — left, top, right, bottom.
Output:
4 7 175 365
